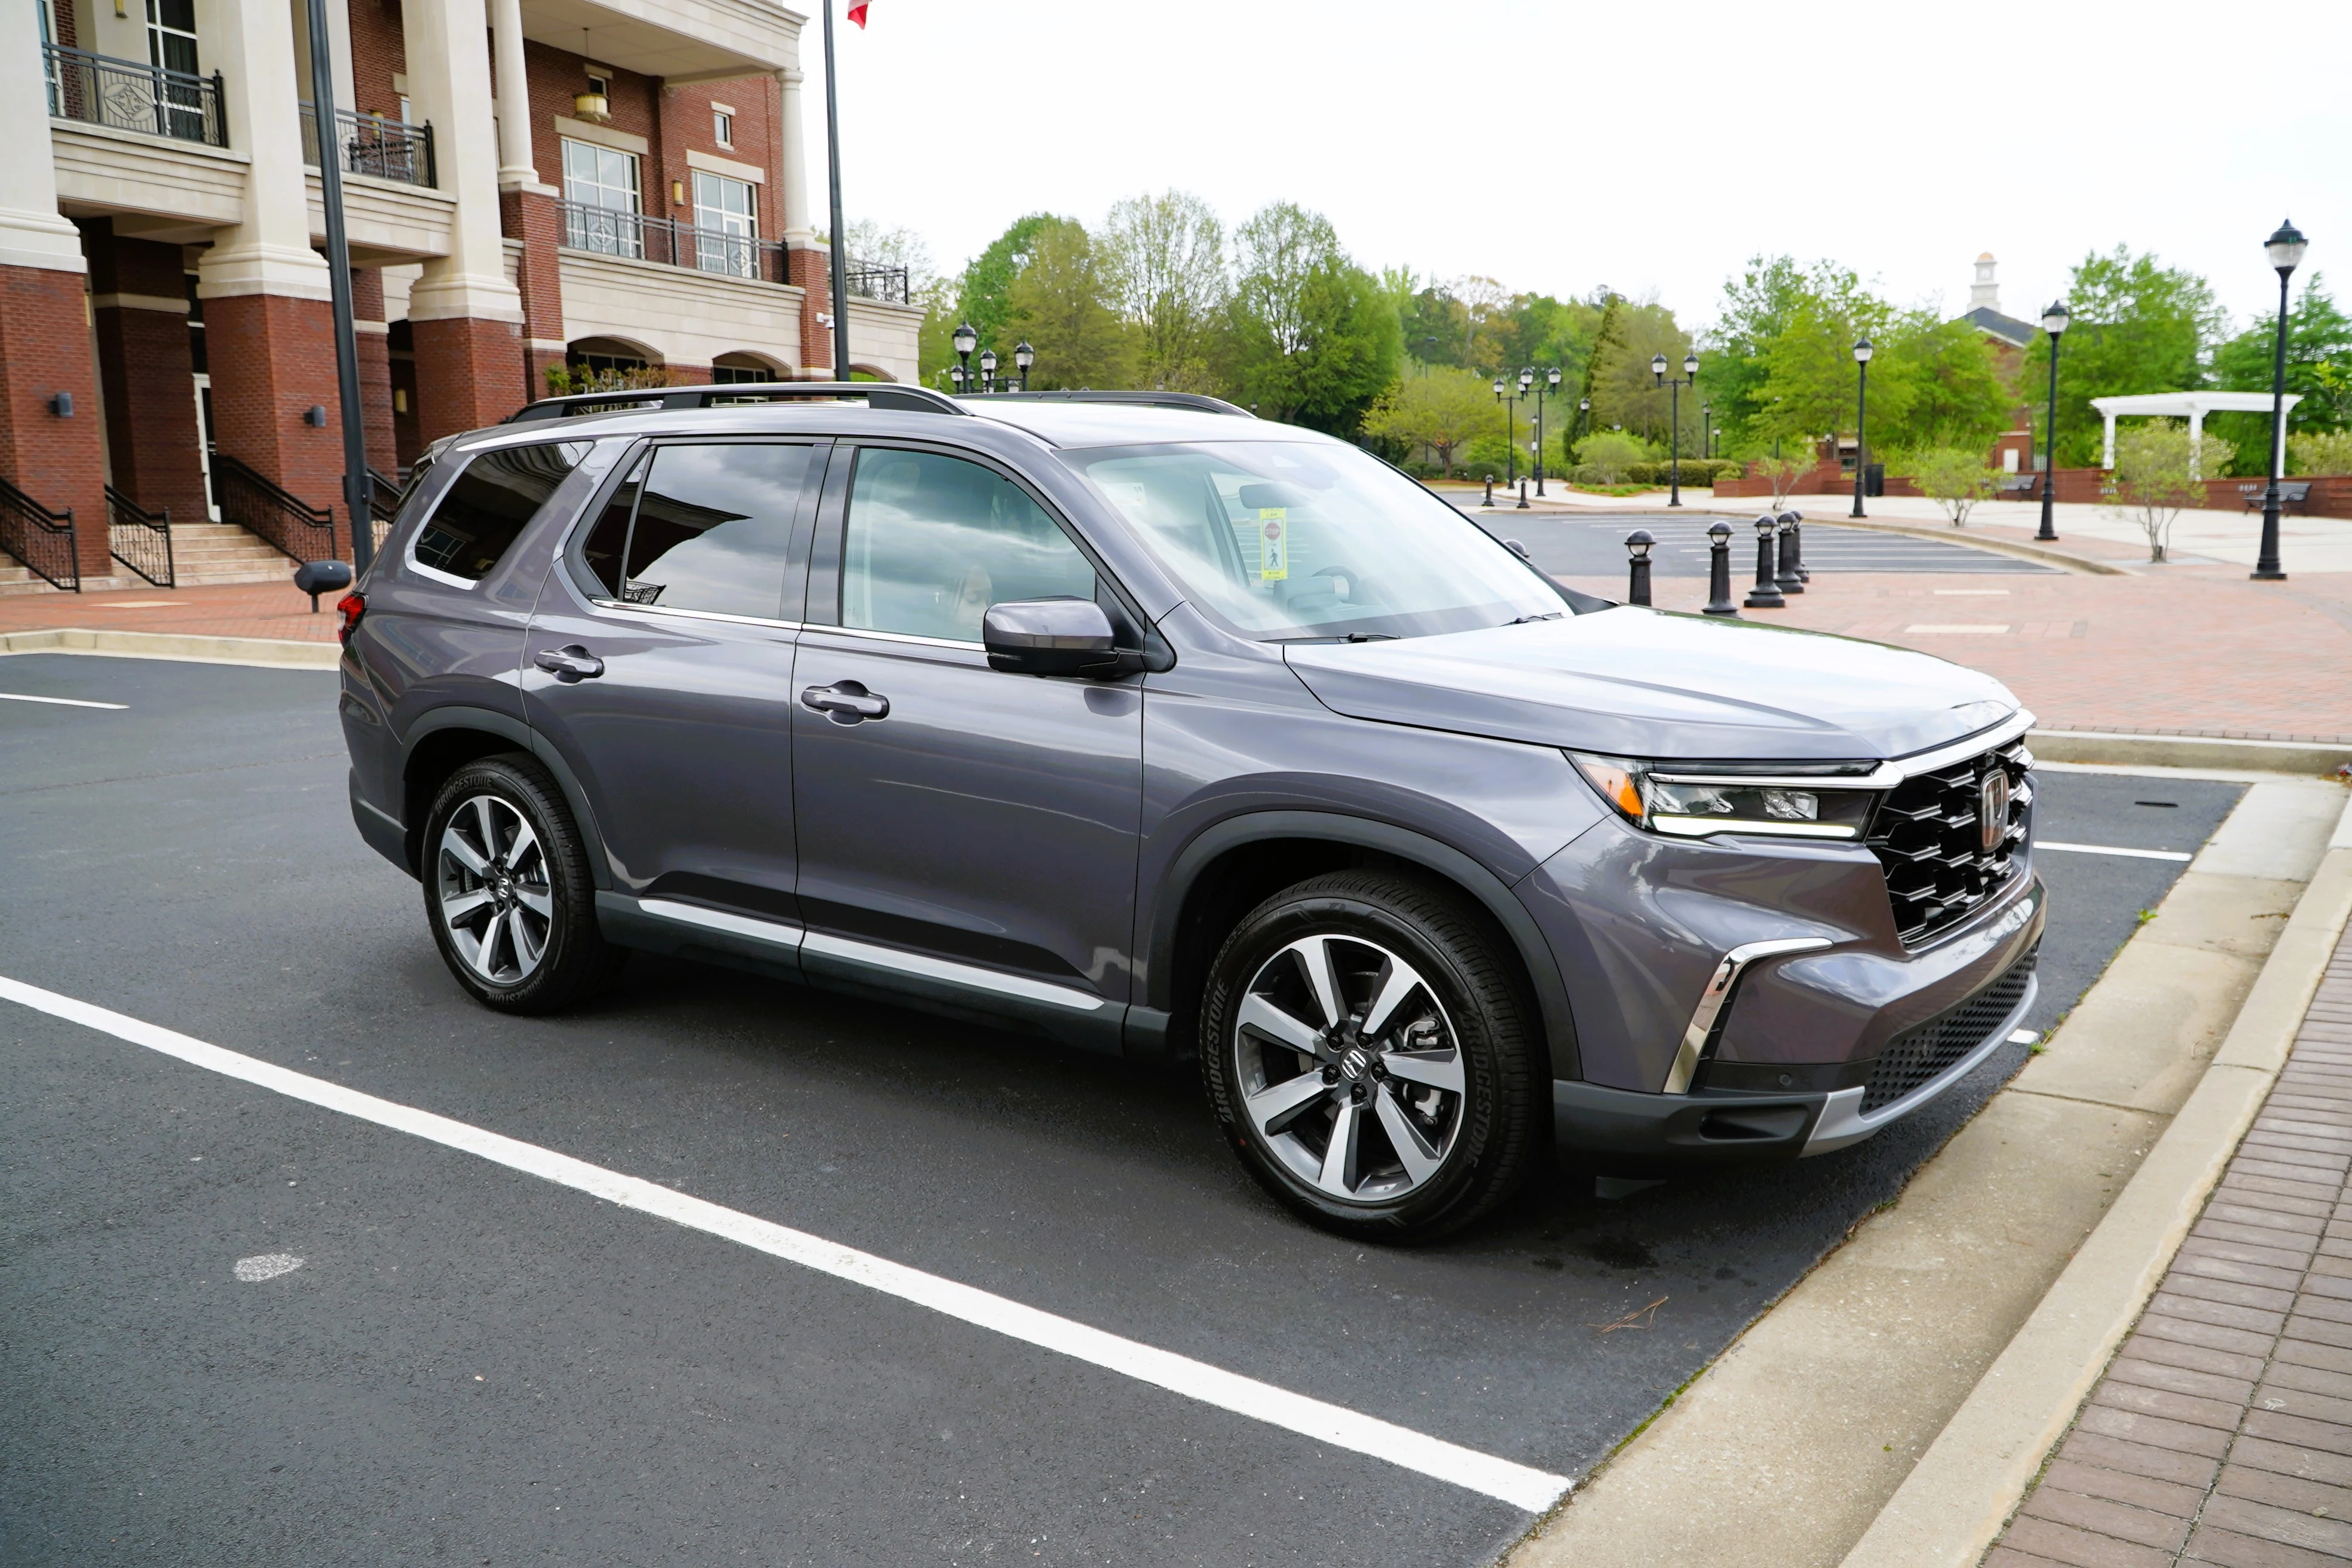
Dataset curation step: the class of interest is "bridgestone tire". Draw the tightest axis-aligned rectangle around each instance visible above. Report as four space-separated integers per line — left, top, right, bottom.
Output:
422 754 623 1014
1198 870 1540 1241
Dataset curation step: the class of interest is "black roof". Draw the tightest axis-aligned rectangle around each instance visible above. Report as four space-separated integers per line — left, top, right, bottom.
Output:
1964 307 2036 348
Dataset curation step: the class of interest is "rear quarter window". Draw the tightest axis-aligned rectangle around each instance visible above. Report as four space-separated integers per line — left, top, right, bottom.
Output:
412 442 589 582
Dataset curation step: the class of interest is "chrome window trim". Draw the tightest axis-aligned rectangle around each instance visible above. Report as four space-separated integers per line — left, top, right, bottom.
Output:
408 558 481 590
815 623 985 653
1664 936 1836 1095
587 599 803 633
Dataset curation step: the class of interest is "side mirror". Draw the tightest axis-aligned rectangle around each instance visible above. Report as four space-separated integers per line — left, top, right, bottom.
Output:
983 597 1124 678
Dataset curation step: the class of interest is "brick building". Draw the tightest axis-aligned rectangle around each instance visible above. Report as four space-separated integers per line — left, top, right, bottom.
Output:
4 0 922 590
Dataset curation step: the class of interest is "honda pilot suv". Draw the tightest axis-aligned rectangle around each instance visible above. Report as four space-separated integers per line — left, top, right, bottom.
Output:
337 384 2043 1240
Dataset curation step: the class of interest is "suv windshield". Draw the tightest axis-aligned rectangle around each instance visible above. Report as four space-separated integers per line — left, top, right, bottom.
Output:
1063 440 1563 641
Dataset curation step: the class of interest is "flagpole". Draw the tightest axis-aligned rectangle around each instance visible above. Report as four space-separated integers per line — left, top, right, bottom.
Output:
821 0 852 383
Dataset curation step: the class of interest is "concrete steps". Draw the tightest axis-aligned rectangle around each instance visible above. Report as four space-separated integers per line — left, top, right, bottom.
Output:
1 519 294 594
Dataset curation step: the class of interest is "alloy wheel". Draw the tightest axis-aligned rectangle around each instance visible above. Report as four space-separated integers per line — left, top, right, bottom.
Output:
436 793 555 985
1230 933 1467 1203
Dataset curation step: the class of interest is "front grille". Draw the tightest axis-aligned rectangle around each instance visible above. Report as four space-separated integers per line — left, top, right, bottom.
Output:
1867 739 2033 947
1860 947 2039 1113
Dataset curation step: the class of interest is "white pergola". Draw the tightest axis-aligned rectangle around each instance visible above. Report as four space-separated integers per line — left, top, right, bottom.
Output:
2088 391 2303 477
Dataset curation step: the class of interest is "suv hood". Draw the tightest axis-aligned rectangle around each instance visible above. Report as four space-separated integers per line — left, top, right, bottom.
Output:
1283 607 2020 761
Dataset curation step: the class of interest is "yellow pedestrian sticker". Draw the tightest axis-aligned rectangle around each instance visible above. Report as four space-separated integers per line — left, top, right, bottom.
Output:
1258 508 1289 581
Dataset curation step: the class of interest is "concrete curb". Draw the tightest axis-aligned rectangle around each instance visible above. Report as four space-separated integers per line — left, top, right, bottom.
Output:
1837 798 2352 1568
2032 727 2352 777
0 627 341 670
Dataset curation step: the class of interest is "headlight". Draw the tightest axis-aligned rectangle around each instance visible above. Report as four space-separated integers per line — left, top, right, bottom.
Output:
1569 752 1878 841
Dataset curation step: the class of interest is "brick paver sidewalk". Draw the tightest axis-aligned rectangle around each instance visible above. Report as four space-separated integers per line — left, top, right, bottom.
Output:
1989 924 2352 1567
0 580 338 644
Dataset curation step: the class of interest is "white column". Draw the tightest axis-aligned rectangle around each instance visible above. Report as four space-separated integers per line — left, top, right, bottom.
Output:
490 0 538 187
0 0 84 272
2188 405 2205 480
197 0 332 301
403 0 523 323
2102 411 2118 471
777 68 811 243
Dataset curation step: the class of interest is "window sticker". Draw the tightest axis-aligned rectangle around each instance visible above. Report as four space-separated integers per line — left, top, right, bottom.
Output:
1099 480 1150 523
1257 508 1288 581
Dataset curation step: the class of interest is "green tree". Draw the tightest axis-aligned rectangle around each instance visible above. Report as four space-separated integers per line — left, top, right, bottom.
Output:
1705 257 1876 451
2209 274 2352 473
1224 202 1401 432
1359 366 1502 476
1003 217 1137 391
2105 419 2230 561
2290 428 2352 475
1099 189 1229 392
1876 312 2015 452
951 214 1055 363
1752 286 1900 452
2023 247 2227 468
1587 299 1698 445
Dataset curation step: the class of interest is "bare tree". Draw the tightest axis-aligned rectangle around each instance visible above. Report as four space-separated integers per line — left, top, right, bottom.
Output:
1100 191 1227 390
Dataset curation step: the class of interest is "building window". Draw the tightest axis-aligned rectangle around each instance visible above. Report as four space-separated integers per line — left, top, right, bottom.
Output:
561 137 642 258
692 170 757 278
713 110 734 147
145 0 206 140
586 73 610 100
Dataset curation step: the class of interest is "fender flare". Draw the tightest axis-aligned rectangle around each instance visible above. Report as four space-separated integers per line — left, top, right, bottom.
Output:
1144 808 1579 1082
399 706 613 889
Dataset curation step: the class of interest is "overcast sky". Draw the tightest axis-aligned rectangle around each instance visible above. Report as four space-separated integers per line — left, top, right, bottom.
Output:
803 0 2350 337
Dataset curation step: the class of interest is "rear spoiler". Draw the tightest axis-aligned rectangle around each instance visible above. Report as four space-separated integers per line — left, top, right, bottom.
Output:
504 381 968 424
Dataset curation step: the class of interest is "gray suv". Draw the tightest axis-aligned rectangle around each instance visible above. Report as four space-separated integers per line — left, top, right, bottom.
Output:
337 384 2043 1240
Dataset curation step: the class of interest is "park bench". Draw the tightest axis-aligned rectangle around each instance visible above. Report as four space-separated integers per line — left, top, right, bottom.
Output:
2239 479 2313 512
1995 474 2038 497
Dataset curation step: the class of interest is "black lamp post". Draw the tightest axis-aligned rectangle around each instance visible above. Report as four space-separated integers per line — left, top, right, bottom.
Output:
2036 301 2069 541
1493 376 1518 488
1015 340 1034 391
2255 219 2309 581
979 347 999 393
1744 514 1786 609
1575 396 1591 457
1701 403 1712 459
952 321 976 390
1526 366 1561 496
1625 529 1655 606
1653 351 1698 507
947 363 964 393
1702 520 1738 616
1849 338 1874 518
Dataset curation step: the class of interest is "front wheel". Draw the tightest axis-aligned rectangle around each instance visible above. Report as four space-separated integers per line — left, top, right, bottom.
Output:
1198 871 1540 1241
422 754 621 1013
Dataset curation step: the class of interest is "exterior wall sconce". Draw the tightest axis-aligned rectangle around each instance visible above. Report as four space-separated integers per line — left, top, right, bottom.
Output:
47 391 73 417
305 405 328 427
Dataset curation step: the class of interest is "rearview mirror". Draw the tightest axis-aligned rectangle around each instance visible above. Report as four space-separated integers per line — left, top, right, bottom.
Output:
982 598 1124 678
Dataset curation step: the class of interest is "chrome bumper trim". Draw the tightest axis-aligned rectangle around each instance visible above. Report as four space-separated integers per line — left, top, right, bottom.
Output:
1664 936 1836 1095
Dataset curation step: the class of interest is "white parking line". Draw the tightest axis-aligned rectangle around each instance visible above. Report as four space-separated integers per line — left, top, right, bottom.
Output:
0 973 1570 1514
0 691 127 709
2036 841 2195 862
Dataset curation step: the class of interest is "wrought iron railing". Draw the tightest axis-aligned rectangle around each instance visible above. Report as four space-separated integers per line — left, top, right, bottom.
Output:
299 102 435 188
106 486 174 587
44 43 225 148
844 265 911 304
366 466 405 555
0 474 81 592
213 455 337 564
557 200 783 283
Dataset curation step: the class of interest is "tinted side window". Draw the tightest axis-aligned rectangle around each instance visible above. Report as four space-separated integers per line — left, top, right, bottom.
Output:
843 449 1093 642
577 451 645 598
413 442 586 580
620 443 811 618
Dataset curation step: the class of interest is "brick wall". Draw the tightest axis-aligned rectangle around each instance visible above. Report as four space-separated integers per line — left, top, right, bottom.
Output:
789 246 830 374
0 264 110 581
82 221 210 527
412 315 525 444
655 74 780 237
525 39 662 191
204 292 343 513
345 0 406 120
350 268 397 474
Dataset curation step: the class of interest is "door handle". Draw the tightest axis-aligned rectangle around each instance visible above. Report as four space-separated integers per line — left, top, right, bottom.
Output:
534 645 604 682
800 679 890 723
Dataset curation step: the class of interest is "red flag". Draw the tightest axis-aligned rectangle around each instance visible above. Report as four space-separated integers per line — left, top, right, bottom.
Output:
846 1 868 25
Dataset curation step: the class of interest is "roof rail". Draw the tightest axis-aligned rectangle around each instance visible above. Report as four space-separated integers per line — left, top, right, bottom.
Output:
504 381 969 424
963 390 1255 418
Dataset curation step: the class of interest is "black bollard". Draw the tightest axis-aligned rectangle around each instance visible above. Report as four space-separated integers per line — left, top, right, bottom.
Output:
1775 513 1804 594
1625 529 1655 607
1702 522 1739 616
1516 477 1530 510
1483 474 1494 508
1780 510 1809 582
1744 514 1786 608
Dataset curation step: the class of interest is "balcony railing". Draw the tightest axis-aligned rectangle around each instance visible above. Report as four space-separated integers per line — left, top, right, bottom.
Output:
299 103 435 188
558 200 783 282
44 43 226 148
844 265 911 305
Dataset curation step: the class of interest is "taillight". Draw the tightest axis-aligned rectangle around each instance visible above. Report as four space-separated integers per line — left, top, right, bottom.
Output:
336 591 365 645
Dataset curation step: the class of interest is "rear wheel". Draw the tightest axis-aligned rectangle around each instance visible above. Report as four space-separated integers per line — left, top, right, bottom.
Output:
1198 871 1539 1241
422 755 621 1013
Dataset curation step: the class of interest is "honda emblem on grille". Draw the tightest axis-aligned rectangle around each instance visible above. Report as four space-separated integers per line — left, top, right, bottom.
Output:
1979 770 2011 852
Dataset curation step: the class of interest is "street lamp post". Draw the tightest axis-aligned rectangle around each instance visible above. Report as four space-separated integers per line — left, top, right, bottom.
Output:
1652 351 1698 507
952 322 976 391
1701 403 1712 458
1849 338 1874 519
947 363 965 393
1526 366 1561 496
1015 340 1034 392
2036 301 2069 541
979 348 999 394
1493 377 1518 488
2255 219 2309 581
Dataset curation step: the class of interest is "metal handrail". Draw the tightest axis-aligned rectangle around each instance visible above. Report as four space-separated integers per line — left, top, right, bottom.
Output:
213 455 338 564
844 265 910 304
44 43 226 148
0 474 81 592
298 102 434 188
105 486 174 587
556 199 785 283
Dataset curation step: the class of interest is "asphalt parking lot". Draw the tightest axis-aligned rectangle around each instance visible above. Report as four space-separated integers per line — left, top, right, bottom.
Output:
1465 509 2060 578
0 654 2241 1567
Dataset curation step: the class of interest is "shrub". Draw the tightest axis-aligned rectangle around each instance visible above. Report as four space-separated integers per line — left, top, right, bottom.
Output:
1573 430 1653 483
1905 447 2002 526
544 363 673 396
2289 428 2352 476
2103 419 2234 562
